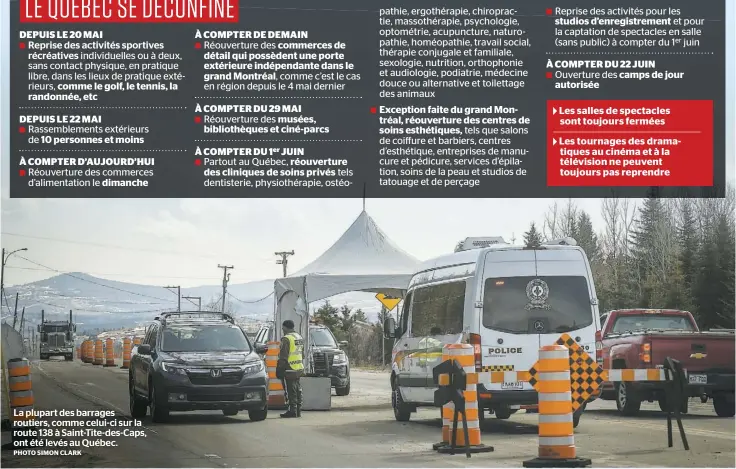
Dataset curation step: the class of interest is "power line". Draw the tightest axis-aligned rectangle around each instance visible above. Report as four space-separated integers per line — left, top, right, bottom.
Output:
228 291 274 304
15 255 173 302
4 265 221 281
1 232 274 263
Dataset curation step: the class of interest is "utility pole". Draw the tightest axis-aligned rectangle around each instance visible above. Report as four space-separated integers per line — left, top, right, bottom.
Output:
183 296 202 310
19 307 25 334
1 247 28 301
164 286 181 312
275 250 295 278
218 265 233 313
12 293 19 329
510 233 517 244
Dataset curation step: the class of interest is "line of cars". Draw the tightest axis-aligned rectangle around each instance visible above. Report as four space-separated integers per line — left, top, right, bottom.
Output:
383 236 735 426
126 312 353 423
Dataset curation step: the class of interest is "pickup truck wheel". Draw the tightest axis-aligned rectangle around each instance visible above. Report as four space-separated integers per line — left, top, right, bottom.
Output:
616 382 641 416
335 381 350 396
149 383 169 423
129 379 147 420
392 386 412 422
248 407 268 421
64 355 73 361
713 394 735 417
494 406 512 420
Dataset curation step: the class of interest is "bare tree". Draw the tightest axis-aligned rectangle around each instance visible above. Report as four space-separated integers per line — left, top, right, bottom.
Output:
204 296 236 315
543 199 579 240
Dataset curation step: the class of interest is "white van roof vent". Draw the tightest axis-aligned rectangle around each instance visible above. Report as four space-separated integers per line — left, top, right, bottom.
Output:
455 237 507 252
543 237 578 246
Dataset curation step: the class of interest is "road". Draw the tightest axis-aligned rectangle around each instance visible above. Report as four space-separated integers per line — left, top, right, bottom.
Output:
5 359 733 467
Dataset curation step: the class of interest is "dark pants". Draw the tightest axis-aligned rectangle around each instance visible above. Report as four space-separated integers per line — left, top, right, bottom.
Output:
284 370 303 409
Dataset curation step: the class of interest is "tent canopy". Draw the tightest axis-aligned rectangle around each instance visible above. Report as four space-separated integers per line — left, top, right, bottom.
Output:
274 210 419 344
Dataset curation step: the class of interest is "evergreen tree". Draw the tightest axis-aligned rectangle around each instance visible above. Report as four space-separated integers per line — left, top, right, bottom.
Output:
629 198 666 307
678 200 699 298
576 211 600 265
524 222 543 248
313 300 340 330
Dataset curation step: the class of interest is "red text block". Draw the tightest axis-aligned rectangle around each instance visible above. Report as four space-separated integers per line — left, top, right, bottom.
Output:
21 0 239 23
547 100 713 187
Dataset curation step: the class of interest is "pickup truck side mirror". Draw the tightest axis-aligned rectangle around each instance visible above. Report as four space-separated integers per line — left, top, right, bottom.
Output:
338 341 348 348
137 344 152 355
255 344 268 354
383 317 397 339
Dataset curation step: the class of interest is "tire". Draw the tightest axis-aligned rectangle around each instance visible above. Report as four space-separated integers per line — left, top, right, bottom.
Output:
335 381 350 396
129 379 147 420
222 409 239 416
392 385 412 422
713 394 735 418
494 406 512 420
149 382 169 423
248 407 268 422
615 381 642 416
64 355 73 361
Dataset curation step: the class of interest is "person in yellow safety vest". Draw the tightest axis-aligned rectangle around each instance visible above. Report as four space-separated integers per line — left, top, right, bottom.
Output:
277 320 304 418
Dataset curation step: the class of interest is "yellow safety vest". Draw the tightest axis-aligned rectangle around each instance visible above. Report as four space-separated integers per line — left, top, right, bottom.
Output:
285 332 304 371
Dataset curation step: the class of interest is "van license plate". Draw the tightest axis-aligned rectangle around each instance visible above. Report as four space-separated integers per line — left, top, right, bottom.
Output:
688 374 707 385
501 382 523 390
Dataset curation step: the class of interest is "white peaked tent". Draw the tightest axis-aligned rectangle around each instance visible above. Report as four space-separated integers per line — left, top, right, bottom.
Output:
274 210 420 346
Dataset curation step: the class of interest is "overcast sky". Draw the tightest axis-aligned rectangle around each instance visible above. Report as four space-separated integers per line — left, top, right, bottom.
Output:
1 3 734 288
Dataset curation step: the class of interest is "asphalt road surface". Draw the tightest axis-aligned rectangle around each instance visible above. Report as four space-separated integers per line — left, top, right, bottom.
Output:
7 359 733 468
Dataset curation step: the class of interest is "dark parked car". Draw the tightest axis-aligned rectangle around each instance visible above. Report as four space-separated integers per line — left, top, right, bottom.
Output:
254 322 351 395
129 312 269 422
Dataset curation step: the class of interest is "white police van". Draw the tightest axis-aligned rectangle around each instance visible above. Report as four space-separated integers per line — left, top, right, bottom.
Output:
384 237 601 426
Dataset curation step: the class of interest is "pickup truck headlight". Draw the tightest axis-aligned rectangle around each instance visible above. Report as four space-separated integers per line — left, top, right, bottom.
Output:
332 352 348 365
243 360 264 376
161 362 187 375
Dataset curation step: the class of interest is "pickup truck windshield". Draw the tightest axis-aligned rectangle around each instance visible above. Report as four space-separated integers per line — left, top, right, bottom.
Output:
611 315 695 333
310 329 337 347
483 276 593 334
161 324 250 352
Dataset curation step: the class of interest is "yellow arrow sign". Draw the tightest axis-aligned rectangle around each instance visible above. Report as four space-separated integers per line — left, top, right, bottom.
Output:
375 293 401 312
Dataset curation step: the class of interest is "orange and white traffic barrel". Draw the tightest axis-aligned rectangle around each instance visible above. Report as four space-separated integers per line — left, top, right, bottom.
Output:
523 344 591 468
7 358 35 423
121 337 132 369
265 341 286 409
94 339 104 365
434 343 491 454
104 338 115 367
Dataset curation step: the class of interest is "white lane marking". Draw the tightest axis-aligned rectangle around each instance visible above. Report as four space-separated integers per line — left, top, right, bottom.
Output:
205 454 222 459
598 418 733 440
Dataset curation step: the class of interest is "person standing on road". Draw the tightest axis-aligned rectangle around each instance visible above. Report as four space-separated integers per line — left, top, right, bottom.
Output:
278 320 304 418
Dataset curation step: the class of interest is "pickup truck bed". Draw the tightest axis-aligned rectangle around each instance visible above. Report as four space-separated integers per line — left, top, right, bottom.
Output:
598 309 735 417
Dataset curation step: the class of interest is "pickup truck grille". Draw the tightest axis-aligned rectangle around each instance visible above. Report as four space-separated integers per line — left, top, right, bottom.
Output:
312 352 333 377
186 369 243 385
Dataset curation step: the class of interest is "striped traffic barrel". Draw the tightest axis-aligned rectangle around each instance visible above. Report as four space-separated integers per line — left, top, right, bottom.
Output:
536 344 577 460
7 358 34 422
94 339 104 365
265 341 286 409
104 338 115 367
121 337 132 369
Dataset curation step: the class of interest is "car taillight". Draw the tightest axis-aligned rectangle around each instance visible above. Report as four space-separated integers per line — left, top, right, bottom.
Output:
595 330 603 350
639 343 652 363
468 333 482 371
